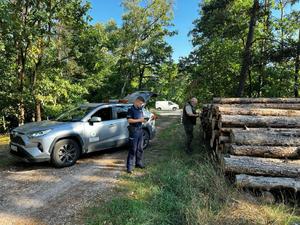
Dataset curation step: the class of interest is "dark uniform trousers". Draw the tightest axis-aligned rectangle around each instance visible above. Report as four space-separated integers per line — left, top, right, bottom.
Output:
183 121 194 150
127 127 144 171
182 101 197 152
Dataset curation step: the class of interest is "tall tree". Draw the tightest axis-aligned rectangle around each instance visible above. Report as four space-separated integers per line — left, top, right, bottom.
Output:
118 0 174 97
236 0 260 97
0 0 90 123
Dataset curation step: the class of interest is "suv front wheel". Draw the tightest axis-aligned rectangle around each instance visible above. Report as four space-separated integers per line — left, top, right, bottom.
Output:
51 139 80 167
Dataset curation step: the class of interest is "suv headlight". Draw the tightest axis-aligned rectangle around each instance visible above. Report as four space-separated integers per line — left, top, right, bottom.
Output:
28 129 52 138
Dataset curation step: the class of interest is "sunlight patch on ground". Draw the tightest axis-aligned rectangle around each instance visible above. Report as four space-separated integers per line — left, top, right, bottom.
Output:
12 197 44 208
0 213 45 225
7 173 60 183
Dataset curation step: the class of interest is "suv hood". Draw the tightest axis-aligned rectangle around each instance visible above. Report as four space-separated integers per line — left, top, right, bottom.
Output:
13 121 66 134
124 91 157 104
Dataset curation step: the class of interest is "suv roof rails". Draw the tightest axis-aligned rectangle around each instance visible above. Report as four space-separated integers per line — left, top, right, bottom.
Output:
105 99 129 103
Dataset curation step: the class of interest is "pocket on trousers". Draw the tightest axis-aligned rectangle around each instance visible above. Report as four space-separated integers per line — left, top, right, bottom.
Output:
128 126 136 137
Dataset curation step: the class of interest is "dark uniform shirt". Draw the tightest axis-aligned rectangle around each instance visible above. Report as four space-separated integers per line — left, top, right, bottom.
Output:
127 105 144 128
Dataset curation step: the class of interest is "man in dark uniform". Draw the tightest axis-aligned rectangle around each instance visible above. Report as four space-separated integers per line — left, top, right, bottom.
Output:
126 96 146 173
182 97 198 153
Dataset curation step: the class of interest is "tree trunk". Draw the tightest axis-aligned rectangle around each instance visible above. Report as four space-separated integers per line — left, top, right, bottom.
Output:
257 0 270 97
213 106 300 117
121 74 129 97
213 97 300 104
237 0 260 97
138 66 145 90
248 69 253 97
236 174 300 191
213 103 300 110
230 144 300 158
230 130 300 146
35 98 42 122
295 28 300 97
219 114 300 128
31 53 43 122
16 44 25 125
2 116 6 131
224 155 300 177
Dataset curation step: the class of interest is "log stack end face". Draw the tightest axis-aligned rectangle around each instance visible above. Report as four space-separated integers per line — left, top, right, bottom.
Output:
201 98 300 191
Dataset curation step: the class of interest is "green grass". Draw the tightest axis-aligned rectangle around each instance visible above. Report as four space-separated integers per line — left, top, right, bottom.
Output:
0 134 16 168
83 118 300 225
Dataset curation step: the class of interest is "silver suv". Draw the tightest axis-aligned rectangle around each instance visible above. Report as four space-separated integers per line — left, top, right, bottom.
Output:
9 92 156 167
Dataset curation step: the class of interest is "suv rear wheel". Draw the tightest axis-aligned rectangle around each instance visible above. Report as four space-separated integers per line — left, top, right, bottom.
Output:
52 139 80 167
142 129 150 149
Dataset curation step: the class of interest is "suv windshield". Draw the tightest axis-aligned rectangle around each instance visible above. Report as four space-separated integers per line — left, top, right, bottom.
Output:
56 106 96 122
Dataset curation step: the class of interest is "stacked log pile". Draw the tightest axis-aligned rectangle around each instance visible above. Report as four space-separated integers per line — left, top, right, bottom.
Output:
201 98 300 191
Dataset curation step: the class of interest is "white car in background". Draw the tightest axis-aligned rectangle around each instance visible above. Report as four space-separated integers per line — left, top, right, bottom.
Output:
155 101 179 111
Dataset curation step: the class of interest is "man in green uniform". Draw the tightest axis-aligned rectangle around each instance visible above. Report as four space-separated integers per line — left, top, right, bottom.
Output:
182 97 198 153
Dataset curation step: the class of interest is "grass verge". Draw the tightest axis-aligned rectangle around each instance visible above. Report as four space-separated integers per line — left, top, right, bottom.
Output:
83 117 300 225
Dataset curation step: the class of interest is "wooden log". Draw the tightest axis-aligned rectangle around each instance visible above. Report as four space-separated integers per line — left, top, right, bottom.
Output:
220 127 300 134
218 143 225 153
213 98 300 104
211 119 216 131
230 130 300 146
213 103 300 110
219 115 300 128
210 130 216 148
213 106 300 117
224 155 300 177
230 144 300 158
236 174 300 191
219 135 230 144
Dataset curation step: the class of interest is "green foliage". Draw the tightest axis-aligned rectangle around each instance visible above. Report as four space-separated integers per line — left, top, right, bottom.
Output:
0 0 182 132
2 0 298 130
184 0 300 100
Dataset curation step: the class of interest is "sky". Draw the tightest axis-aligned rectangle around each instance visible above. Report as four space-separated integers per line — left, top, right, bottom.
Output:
88 0 201 62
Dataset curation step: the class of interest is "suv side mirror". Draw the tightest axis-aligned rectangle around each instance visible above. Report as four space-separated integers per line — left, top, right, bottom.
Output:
89 116 102 123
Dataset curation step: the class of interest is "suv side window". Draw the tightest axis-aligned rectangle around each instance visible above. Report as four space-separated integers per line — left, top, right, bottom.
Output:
92 107 112 121
113 105 129 119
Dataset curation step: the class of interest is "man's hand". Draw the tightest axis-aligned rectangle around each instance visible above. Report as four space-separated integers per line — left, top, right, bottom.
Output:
139 117 145 123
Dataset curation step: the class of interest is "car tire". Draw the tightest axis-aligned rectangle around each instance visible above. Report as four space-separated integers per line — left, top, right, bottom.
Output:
51 139 80 168
142 129 150 149
157 107 162 111
172 107 177 111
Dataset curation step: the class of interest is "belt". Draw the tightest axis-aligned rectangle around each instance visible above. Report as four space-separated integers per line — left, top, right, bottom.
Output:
128 125 142 131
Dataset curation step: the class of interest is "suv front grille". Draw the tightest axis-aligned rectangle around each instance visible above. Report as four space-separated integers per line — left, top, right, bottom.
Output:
10 135 25 146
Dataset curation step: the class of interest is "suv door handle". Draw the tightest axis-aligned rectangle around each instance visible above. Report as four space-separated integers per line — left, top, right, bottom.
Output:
109 124 116 127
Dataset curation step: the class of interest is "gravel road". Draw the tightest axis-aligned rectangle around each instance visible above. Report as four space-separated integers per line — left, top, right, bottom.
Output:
0 113 180 225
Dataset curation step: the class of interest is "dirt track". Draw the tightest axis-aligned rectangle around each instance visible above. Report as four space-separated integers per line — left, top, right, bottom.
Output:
0 113 180 225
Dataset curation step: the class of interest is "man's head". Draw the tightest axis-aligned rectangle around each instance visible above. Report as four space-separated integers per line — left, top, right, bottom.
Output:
134 96 145 108
190 97 198 107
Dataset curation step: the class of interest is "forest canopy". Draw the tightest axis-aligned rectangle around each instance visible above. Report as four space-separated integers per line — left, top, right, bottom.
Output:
0 0 299 132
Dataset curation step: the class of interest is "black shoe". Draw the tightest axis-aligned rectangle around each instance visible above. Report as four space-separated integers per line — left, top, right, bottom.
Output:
127 169 133 174
136 164 145 169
